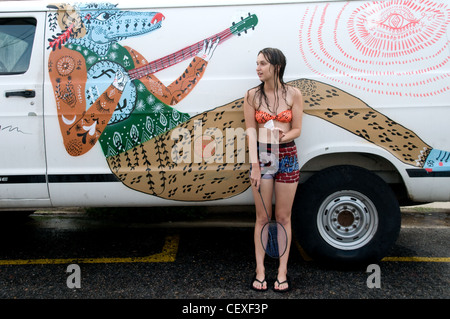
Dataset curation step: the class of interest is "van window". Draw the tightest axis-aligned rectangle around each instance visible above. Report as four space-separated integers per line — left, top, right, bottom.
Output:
0 18 36 75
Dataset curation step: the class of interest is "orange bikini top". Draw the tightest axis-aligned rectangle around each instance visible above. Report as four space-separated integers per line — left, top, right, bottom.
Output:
255 110 292 124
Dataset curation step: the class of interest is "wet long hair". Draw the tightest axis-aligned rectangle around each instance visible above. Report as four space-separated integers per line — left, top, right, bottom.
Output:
250 48 290 113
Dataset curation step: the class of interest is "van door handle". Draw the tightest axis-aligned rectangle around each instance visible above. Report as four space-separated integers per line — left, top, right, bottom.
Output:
5 90 36 98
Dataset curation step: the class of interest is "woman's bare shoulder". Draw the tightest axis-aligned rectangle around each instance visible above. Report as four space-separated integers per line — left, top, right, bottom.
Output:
245 86 259 108
246 86 259 97
287 84 302 97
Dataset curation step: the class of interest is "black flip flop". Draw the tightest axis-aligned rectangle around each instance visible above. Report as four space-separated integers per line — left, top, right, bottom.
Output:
250 275 268 292
273 276 291 293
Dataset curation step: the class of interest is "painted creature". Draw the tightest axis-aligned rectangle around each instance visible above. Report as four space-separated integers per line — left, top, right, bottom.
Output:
47 3 255 201
48 3 218 157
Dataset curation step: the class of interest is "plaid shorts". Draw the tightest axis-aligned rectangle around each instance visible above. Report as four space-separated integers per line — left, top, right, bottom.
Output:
251 141 300 183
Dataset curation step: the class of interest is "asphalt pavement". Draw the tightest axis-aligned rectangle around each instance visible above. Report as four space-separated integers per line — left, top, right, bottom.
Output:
0 202 447 303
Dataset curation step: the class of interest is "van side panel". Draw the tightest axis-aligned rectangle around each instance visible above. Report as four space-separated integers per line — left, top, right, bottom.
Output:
0 0 447 208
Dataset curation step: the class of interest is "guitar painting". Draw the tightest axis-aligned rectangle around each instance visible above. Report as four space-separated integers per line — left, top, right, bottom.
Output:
128 13 258 78
48 3 258 200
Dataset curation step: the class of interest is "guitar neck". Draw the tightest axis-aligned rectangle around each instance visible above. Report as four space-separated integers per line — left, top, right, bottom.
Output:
129 28 233 80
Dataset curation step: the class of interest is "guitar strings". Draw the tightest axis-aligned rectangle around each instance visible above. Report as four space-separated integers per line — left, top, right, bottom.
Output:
128 28 233 80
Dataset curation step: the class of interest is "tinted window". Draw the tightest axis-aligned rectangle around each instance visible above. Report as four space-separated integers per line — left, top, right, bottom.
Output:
0 18 36 75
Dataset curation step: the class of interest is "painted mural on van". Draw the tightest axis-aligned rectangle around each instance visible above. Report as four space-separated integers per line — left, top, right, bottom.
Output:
46 1 450 201
47 2 257 201
296 0 450 173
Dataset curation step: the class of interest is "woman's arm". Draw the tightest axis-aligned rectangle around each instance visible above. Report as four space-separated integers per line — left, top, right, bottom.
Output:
280 86 303 143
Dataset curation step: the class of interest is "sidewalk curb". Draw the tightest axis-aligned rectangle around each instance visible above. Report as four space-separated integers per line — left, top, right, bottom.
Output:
401 202 450 214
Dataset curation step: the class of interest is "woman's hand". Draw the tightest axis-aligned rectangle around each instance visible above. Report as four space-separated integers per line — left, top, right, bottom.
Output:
272 127 286 143
250 164 261 190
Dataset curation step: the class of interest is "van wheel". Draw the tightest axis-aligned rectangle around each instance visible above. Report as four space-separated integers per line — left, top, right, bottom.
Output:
293 165 401 265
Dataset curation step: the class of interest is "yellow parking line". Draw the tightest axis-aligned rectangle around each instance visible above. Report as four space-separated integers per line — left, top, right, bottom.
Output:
382 256 450 263
0 234 179 266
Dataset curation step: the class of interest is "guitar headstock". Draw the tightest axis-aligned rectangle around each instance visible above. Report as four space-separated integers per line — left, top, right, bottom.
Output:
230 13 258 36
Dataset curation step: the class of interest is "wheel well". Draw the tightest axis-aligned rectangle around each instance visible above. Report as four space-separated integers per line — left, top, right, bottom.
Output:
299 152 411 205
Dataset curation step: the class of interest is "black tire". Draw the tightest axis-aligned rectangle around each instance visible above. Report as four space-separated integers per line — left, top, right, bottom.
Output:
293 165 401 265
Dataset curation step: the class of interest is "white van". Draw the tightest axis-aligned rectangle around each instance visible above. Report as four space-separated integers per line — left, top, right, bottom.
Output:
1 0 449 264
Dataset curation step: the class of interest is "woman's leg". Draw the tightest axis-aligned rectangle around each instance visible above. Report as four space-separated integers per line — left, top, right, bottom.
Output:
274 181 298 290
251 178 274 290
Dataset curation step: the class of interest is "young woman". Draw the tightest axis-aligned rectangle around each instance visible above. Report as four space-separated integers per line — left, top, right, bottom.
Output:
244 48 303 292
